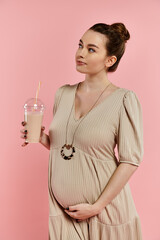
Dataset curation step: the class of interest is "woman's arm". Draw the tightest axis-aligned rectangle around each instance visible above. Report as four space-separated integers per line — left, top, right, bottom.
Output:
93 162 138 214
39 131 50 150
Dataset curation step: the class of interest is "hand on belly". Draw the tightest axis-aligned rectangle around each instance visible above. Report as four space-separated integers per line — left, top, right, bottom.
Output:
64 203 99 222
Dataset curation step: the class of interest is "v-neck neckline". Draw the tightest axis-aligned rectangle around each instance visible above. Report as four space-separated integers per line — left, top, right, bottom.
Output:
73 82 122 122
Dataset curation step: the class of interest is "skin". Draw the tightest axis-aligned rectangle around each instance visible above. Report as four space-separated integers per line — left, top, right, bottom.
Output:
20 29 138 223
75 30 117 92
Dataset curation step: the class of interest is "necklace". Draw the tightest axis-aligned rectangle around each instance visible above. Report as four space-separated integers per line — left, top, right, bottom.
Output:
60 82 112 160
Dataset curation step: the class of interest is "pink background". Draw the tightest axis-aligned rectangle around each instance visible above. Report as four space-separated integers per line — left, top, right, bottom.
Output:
0 0 160 239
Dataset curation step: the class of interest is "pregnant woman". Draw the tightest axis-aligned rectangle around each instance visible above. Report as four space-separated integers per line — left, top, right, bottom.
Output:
21 22 144 239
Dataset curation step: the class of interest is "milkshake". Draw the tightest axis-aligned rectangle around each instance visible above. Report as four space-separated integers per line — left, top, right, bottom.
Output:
23 98 45 143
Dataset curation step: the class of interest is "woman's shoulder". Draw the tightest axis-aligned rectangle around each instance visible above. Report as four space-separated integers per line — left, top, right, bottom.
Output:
117 86 139 98
58 82 77 90
117 87 142 113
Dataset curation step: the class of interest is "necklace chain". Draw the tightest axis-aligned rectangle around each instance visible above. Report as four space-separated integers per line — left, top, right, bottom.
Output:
61 81 112 160
67 82 112 145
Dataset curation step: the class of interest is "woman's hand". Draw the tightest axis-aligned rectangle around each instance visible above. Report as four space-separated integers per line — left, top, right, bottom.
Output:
20 121 45 147
64 203 100 222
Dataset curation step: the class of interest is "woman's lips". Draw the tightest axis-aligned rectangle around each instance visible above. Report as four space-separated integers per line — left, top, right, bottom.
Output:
76 61 86 65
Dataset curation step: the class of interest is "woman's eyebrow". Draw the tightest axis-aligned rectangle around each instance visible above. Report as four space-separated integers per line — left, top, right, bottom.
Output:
79 39 99 49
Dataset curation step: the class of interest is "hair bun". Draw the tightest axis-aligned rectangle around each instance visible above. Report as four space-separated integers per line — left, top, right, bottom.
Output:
109 23 130 42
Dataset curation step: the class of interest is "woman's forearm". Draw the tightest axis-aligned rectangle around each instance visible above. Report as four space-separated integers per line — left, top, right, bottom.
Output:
93 162 138 214
39 132 50 150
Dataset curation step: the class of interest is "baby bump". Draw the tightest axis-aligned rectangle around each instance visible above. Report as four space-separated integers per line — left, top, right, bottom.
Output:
50 160 98 207
49 148 116 208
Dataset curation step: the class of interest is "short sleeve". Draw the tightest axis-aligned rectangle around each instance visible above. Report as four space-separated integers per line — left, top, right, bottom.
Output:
53 84 69 117
117 90 144 167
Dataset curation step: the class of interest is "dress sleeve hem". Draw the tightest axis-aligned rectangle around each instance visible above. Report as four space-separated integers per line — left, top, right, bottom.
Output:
119 160 140 167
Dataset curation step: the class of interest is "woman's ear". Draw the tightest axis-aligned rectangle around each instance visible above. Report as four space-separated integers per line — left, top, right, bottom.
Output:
105 55 117 68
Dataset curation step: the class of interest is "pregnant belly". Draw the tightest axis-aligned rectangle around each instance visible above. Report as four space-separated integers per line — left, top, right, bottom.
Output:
51 167 97 208
49 148 115 208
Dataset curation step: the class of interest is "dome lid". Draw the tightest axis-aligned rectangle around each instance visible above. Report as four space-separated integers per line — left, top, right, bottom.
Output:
24 98 45 111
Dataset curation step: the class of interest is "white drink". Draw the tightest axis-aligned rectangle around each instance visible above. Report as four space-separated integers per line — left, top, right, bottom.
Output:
23 97 45 143
24 111 44 143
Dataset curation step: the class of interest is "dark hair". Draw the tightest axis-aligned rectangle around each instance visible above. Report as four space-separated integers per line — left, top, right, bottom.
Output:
88 22 130 72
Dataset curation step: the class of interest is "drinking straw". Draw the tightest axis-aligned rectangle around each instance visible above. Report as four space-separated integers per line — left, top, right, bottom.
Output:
33 81 41 110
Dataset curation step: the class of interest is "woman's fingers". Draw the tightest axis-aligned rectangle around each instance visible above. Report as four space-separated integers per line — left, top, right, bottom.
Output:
21 134 27 139
41 126 45 131
21 122 45 146
21 121 26 126
20 128 28 139
20 129 27 134
21 121 28 146
21 142 29 147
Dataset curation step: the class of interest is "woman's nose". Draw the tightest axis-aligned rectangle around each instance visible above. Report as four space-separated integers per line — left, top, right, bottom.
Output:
79 48 87 57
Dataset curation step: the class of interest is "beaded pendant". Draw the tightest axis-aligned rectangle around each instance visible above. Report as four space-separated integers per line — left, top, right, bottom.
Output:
61 144 75 160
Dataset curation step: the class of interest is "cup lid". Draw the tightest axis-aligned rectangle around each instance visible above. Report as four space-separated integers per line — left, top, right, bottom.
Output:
24 98 45 110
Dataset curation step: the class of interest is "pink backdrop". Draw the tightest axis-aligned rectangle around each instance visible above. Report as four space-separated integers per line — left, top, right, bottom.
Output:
0 0 159 239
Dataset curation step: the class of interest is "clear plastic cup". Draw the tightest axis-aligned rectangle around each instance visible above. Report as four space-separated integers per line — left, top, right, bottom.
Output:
23 98 45 143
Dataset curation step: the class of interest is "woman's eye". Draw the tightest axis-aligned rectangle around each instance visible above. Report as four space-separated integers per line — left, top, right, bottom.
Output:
78 44 95 52
88 48 95 52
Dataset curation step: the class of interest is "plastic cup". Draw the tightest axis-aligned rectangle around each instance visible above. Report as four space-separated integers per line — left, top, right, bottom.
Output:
23 98 45 143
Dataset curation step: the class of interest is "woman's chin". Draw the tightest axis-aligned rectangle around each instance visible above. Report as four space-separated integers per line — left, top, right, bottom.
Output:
76 69 87 74
76 67 88 74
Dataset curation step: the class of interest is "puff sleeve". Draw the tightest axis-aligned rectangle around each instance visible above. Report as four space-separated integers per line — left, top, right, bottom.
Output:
53 84 69 117
117 90 144 166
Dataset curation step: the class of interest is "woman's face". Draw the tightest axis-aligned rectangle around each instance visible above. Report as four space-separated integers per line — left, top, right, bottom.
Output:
75 30 116 75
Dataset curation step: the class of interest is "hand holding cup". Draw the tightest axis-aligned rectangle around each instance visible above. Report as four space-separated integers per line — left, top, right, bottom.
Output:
20 121 45 147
